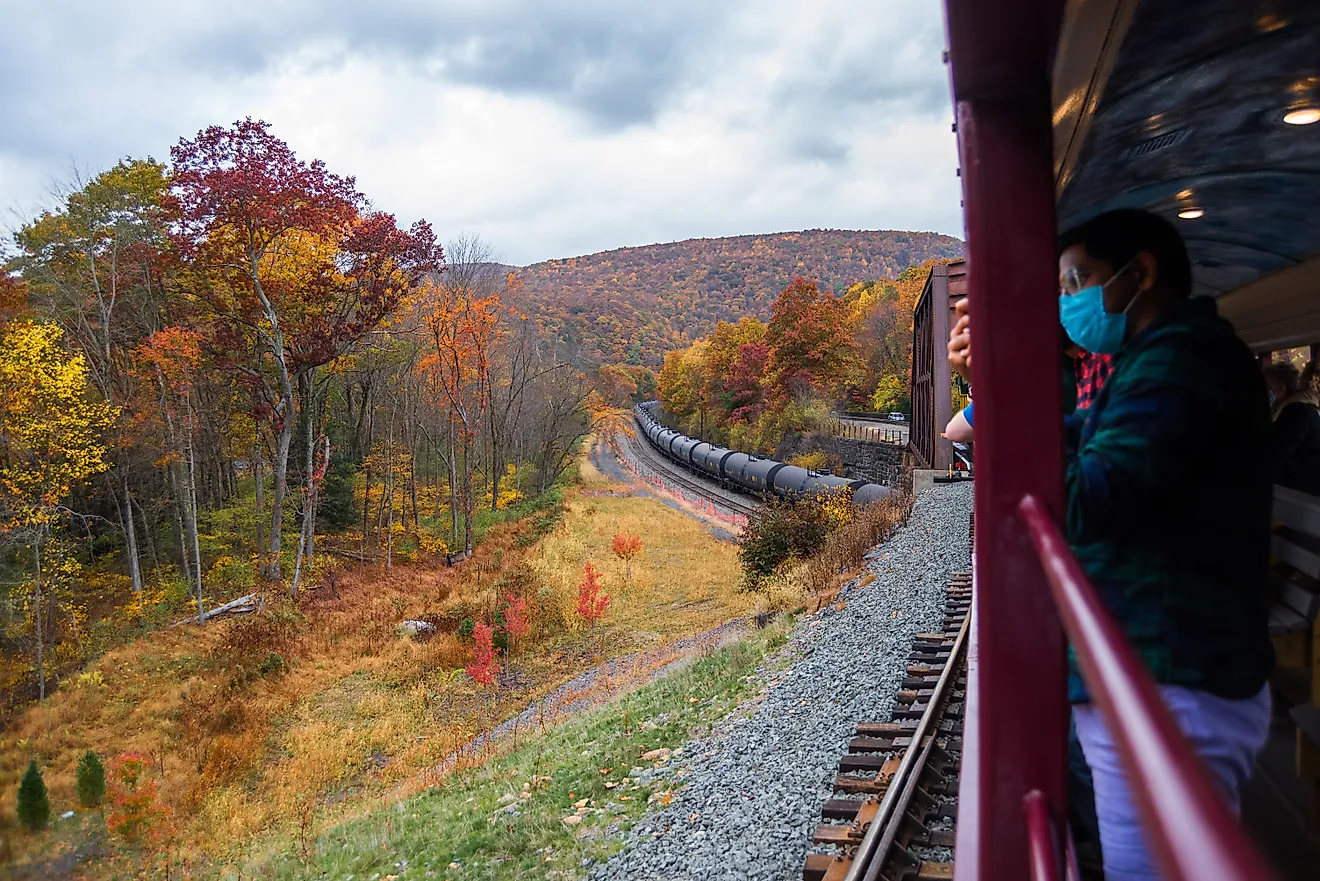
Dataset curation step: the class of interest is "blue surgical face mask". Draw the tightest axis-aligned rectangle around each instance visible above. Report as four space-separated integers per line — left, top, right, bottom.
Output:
1058 260 1141 355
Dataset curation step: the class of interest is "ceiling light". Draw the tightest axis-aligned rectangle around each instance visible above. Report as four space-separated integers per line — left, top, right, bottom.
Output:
1178 208 1204 220
1284 107 1320 125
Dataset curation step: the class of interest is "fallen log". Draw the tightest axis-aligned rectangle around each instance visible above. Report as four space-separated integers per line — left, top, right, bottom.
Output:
172 593 261 627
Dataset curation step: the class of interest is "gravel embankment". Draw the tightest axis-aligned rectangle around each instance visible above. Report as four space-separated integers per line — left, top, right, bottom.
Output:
586 481 973 881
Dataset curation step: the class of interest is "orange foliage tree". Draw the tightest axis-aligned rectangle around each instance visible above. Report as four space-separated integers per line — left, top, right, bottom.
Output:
167 118 441 582
611 532 643 582
136 327 206 618
106 753 171 847
418 241 507 558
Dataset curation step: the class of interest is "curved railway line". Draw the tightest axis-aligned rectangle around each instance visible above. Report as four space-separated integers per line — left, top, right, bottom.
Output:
616 423 762 519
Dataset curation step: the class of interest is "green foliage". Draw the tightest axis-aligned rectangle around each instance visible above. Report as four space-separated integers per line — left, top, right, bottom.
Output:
17 758 50 830
457 618 475 641
319 457 358 530
76 749 106 808
737 490 852 584
869 374 909 414
474 485 566 547
258 651 287 677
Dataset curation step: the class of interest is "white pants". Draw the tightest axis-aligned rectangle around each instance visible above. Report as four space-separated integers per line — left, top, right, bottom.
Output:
1072 683 1270 881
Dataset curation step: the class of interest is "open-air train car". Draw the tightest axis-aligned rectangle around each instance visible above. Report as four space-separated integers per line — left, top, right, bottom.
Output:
944 1 1320 878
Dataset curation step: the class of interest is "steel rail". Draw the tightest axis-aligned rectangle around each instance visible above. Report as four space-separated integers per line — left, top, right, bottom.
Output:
845 601 971 881
621 427 761 518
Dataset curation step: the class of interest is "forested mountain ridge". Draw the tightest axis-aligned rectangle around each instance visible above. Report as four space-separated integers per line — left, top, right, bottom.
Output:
512 229 964 366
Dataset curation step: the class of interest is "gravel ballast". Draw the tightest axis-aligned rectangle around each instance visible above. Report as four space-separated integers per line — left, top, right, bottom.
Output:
586 481 973 881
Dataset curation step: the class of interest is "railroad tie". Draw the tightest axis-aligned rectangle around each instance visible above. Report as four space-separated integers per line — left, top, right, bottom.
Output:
804 572 970 881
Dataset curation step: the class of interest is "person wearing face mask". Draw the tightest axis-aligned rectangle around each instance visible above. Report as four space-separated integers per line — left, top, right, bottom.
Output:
954 208 1275 881
1263 362 1320 496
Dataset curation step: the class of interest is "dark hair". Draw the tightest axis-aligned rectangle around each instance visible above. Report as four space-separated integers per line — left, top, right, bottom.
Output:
1058 208 1193 298
1265 363 1302 396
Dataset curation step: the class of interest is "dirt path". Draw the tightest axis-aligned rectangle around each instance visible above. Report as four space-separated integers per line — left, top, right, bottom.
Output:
411 617 753 789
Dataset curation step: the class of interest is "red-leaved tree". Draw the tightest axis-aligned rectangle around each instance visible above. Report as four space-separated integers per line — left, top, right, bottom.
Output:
465 621 501 687
576 561 611 629
502 594 530 660
167 118 442 582
611 532 643 582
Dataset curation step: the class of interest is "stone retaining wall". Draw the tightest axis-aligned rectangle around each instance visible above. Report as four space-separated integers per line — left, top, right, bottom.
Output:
774 431 906 486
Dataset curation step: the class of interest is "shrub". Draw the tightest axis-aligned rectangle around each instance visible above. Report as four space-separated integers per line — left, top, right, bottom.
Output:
76 750 107 808
786 450 830 472
257 652 287 678
737 487 864 587
465 622 501 687
576 561 611 628
107 753 170 846
73 670 106 689
457 617 475 641
16 759 50 830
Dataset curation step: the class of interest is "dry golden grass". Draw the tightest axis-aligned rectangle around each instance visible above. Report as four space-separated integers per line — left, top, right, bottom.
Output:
0 455 753 877
531 490 751 647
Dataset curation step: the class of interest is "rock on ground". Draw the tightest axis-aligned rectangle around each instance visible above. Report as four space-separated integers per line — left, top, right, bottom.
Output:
587 482 973 881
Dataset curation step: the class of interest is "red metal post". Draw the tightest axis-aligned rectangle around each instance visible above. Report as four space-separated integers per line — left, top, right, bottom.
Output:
1022 790 1063 881
945 1 1069 877
1018 495 1278 881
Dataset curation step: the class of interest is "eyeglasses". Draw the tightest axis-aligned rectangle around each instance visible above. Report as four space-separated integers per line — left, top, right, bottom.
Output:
1060 266 1091 296
1059 259 1136 296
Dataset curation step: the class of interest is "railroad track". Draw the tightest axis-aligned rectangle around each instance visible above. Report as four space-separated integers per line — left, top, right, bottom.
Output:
617 426 762 519
805 572 971 881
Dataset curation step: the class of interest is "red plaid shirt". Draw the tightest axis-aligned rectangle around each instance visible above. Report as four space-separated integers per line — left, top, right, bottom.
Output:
1074 352 1115 411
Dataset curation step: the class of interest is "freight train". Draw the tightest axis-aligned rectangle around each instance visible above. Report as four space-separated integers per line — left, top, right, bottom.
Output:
633 401 891 506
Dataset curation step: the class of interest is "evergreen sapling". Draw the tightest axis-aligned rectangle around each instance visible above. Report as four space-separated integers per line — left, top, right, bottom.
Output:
77 750 106 808
17 759 50 831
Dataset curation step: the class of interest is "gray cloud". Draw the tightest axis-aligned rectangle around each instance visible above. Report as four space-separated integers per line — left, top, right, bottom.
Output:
0 0 963 264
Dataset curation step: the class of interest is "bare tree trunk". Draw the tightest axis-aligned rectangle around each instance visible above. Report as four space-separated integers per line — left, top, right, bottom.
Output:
134 493 161 582
268 412 294 582
185 432 205 623
254 449 266 577
385 409 396 570
120 479 144 593
169 462 194 594
291 394 323 595
448 425 460 550
462 438 474 558
33 530 45 700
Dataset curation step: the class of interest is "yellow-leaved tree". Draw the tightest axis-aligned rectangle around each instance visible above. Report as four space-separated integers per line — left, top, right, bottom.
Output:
0 321 117 698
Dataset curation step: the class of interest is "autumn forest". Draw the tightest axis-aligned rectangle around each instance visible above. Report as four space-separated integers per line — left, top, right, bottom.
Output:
0 118 957 878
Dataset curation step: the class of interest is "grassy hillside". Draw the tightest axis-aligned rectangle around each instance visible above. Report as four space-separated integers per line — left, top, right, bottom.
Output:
512 229 963 365
0 443 753 879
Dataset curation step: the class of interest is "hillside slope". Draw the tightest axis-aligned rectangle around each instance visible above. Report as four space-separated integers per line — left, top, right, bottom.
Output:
512 229 963 365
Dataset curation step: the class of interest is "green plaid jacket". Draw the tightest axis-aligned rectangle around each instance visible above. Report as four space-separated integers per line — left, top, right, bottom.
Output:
1064 297 1274 703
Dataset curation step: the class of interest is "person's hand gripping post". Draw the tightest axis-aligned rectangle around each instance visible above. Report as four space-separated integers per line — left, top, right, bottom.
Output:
947 297 971 383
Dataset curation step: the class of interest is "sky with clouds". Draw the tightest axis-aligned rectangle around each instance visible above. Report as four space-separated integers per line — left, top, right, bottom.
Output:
1 0 963 266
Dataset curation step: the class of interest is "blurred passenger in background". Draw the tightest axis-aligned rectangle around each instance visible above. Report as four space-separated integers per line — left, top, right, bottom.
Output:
1264 362 1320 496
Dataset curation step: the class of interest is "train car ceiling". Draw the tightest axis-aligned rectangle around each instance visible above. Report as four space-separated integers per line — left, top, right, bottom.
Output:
1053 0 1320 352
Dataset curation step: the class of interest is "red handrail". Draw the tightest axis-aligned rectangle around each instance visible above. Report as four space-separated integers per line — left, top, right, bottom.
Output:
1018 494 1277 881
1022 790 1063 881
